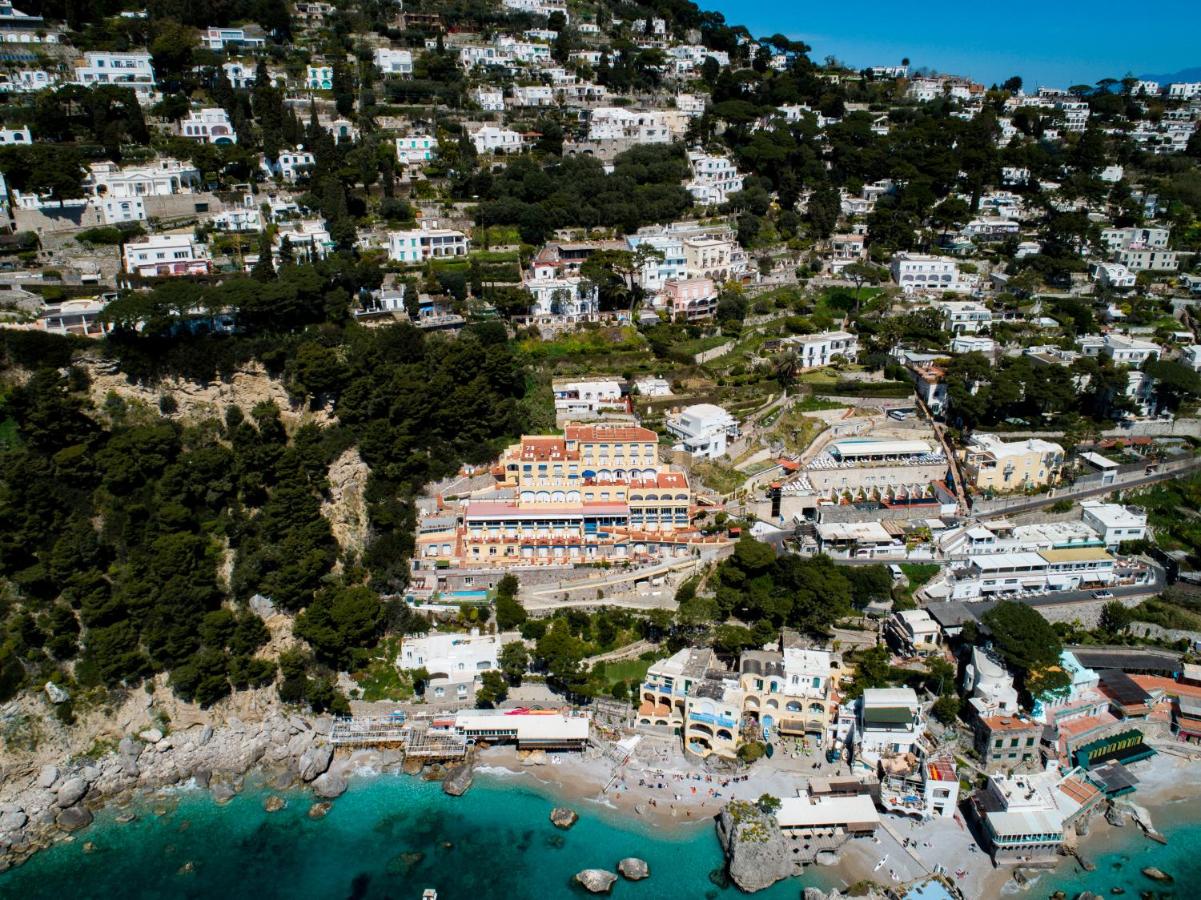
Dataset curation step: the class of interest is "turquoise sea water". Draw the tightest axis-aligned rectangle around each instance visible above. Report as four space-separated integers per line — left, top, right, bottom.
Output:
1041 802 1201 898
0 773 826 900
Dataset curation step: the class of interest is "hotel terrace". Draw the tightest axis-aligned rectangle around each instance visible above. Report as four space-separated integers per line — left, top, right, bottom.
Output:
415 424 720 568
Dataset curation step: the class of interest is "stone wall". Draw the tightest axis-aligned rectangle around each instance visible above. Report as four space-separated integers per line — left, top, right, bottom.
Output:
1031 595 1142 628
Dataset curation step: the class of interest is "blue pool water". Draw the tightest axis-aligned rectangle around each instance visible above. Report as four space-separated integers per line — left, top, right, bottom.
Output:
0 773 828 900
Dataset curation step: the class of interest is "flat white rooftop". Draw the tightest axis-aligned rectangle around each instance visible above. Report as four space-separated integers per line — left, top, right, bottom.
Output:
777 793 880 829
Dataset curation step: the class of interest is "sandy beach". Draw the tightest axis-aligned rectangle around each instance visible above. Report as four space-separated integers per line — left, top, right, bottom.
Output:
467 739 1201 897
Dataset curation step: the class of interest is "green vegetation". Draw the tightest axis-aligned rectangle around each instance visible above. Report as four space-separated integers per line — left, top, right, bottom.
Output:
1131 474 1201 566
899 564 940 588
0 260 532 712
690 459 747 495
701 537 890 638
981 602 1071 697
516 325 646 361
352 636 414 702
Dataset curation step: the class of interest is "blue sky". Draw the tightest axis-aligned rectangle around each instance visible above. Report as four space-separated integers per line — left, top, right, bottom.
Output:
704 0 1198 89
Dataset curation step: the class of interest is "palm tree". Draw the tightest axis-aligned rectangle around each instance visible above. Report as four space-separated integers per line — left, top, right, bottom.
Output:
774 349 800 391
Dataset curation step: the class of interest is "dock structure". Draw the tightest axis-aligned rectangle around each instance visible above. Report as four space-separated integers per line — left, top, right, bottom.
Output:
329 714 468 759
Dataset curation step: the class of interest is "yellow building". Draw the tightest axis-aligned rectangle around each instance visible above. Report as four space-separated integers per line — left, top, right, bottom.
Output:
416 424 707 568
960 434 1064 493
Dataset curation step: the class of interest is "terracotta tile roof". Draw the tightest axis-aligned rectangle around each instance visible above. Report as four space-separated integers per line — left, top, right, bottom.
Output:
565 424 658 442
1059 776 1101 806
1133 675 1201 701
980 715 1040 733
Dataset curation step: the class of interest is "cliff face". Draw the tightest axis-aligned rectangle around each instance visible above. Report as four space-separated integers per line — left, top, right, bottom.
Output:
715 802 796 893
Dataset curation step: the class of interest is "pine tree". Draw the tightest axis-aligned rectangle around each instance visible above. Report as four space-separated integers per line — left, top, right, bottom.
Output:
250 232 276 282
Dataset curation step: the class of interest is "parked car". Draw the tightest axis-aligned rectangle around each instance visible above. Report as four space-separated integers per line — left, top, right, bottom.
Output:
1092 590 1114 599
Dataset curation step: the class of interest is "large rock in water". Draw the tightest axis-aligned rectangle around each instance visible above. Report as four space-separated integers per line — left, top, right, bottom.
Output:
298 746 333 782
715 802 794 893
574 869 618 893
1142 867 1172 882
312 772 348 799
617 858 649 880
550 807 578 829
56 806 93 832
442 763 473 797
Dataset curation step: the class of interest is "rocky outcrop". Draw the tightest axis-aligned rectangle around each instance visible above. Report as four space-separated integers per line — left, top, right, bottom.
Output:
311 772 349 800
298 746 333 782
550 807 578 829
55 778 88 808
1142 866 1172 882
44 683 69 705
715 802 795 893
617 858 649 880
321 449 371 560
802 888 889 900
574 869 618 893
0 698 334 870
442 763 474 797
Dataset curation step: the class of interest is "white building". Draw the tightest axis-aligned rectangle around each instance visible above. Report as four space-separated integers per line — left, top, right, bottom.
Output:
388 222 470 263
665 403 739 459
511 84 554 107
884 609 941 657
306 65 332 90
951 335 996 355
936 300 992 334
1090 262 1137 290
781 330 860 369
975 767 1101 865
470 124 525 155
1181 345 1201 371
98 196 146 224
74 51 156 99
1167 82 1201 100
179 107 237 144
855 688 924 761
0 125 30 144
473 87 504 111
274 220 332 262
261 149 315 183
123 234 211 278
1080 501 1147 549
500 0 569 20
1102 333 1161 367
627 233 688 292
686 151 744 205
202 26 266 51
373 47 413 76
524 271 599 319
399 629 514 702
395 135 437 166
211 207 262 232
84 158 200 198
0 69 56 93
891 253 969 294
587 107 671 143
963 646 1020 718
552 378 624 419
947 548 1117 600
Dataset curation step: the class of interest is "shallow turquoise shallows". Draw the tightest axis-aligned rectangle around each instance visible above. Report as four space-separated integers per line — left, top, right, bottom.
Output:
1040 803 1201 897
0 773 825 900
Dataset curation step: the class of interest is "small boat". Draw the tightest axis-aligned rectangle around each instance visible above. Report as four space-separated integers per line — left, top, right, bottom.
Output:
422 891 438 900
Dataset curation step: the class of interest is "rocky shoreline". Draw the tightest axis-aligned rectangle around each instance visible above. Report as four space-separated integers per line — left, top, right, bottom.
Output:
0 707 339 872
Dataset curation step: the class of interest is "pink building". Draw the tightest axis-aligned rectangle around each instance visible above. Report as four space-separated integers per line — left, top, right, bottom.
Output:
663 277 717 321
